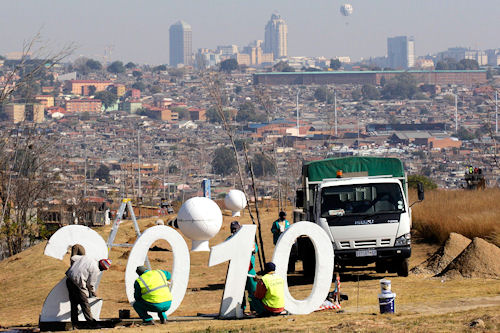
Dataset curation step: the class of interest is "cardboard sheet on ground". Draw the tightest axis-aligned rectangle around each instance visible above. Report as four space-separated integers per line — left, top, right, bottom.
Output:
40 225 108 322
125 226 190 317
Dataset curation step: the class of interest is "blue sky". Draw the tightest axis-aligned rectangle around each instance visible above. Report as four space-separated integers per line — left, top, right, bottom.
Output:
0 0 498 64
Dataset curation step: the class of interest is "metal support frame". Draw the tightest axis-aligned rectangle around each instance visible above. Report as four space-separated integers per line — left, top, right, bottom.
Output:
106 198 151 269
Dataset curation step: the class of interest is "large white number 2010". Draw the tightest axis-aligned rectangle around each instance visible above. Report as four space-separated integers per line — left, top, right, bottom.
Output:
41 222 333 321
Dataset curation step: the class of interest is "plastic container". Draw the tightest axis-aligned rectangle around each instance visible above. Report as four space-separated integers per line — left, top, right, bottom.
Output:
378 293 396 313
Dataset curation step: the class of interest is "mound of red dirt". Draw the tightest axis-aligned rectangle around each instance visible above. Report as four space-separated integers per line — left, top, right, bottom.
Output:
411 233 471 275
439 237 500 279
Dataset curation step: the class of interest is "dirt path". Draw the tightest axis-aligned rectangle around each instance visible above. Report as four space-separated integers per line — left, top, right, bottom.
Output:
344 295 500 315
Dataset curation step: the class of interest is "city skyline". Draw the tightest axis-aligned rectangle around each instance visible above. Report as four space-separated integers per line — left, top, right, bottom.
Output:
0 0 499 64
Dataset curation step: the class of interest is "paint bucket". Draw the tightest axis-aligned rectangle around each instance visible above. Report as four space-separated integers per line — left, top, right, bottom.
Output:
380 279 392 294
378 292 396 314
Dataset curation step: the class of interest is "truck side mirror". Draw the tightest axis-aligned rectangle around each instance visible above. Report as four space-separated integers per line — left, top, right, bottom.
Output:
296 189 304 208
417 182 424 201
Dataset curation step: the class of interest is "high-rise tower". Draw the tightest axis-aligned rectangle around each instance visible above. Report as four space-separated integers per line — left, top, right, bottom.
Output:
387 36 415 69
264 14 288 60
169 21 192 67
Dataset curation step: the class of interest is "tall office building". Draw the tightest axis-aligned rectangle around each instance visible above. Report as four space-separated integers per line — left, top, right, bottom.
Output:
169 21 192 67
387 36 415 69
264 14 288 59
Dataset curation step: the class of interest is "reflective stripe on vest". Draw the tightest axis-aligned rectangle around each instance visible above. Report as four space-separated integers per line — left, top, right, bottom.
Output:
136 270 172 303
261 273 285 309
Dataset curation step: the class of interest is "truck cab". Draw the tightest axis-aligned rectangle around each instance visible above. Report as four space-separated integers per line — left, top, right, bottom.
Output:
294 156 419 277
314 177 411 275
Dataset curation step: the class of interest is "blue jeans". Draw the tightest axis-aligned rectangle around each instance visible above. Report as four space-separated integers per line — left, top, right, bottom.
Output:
133 299 171 322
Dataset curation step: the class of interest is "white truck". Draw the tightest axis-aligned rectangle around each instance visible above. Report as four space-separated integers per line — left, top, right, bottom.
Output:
293 156 423 277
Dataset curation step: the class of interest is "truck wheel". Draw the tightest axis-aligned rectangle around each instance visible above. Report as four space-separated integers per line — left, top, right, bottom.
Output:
375 262 387 274
397 258 409 277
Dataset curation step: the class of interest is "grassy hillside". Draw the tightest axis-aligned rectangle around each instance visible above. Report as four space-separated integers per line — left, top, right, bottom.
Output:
412 188 500 246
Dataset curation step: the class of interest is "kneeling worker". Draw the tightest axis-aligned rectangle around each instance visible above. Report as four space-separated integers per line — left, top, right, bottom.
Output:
133 266 172 325
249 262 285 316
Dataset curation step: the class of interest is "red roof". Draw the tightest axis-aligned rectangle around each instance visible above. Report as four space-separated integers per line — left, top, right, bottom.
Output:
69 80 112 84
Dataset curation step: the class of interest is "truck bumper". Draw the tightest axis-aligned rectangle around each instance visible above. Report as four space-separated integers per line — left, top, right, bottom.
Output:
334 246 411 266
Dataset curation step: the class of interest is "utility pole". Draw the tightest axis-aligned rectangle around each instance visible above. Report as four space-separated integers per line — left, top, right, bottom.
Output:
455 94 458 133
137 129 141 200
496 90 498 134
163 161 166 199
83 135 87 197
296 89 300 131
334 89 338 136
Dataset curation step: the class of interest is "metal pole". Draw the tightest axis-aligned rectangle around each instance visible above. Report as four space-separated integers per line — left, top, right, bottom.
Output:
496 90 498 134
296 89 300 131
84 135 87 197
137 129 141 199
455 94 458 133
334 90 338 136
163 162 166 199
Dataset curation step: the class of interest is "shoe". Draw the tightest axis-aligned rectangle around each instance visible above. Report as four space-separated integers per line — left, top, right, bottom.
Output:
142 321 155 326
160 318 167 324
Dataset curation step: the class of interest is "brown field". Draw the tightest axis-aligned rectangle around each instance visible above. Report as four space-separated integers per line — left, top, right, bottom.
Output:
412 188 500 246
0 196 499 332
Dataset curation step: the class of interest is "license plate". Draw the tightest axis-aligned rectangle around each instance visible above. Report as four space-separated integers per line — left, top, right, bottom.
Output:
356 249 377 257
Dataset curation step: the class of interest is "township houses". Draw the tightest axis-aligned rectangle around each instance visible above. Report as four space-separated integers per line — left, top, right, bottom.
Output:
65 80 113 95
65 99 102 113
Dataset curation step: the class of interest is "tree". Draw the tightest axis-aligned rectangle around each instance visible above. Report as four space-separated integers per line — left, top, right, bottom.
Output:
153 65 167 72
252 153 276 177
168 164 179 174
408 174 437 190
456 126 475 141
361 84 380 100
219 59 238 73
132 70 142 78
132 81 146 91
0 32 75 104
381 72 418 99
330 59 342 70
94 164 110 182
351 88 362 101
273 61 295 72
173 106 190 120
94 91 117 110
88 85 97 96
86 59 102 71
206 106 232 123
107 61 125 74
0 128 59 256
236 101 266 122
314 86 328 102
212 147 237 176
125 61 136 69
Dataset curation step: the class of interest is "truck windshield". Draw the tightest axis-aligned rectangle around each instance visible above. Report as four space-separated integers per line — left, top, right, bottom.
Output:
320 183 405 217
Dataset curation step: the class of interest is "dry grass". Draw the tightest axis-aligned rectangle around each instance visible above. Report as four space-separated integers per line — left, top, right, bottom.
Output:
1 204 500 331
412 188 500 246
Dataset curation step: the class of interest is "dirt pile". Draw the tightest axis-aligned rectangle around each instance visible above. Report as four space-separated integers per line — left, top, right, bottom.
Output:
439 237 500 279
411 232 471 275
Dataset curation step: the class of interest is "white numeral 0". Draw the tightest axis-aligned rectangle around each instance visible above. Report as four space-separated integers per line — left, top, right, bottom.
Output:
40 225 108 322
273 222 334 315
125 225 190 316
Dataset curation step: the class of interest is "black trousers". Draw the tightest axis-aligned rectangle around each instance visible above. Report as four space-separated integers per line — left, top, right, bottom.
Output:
66 278 95 324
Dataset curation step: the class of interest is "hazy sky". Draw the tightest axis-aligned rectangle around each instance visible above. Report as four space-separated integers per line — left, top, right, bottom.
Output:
0 0 498 64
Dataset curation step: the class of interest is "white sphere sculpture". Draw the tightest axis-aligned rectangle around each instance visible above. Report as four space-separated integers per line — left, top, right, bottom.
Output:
224 190 247 217
177 197 223 251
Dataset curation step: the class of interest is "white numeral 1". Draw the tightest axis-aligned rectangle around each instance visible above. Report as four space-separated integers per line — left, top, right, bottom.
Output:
40 225 108 322
208 225 257 318
125 226 190 316
273 222 334 315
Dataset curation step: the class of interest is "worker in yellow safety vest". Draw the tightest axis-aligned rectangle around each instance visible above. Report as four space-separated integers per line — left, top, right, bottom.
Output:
249 262 285 317
133 266 172 325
